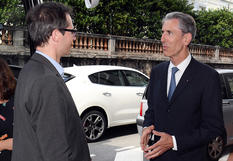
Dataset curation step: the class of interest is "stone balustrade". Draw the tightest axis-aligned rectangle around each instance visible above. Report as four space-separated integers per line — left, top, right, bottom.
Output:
1 27 233 65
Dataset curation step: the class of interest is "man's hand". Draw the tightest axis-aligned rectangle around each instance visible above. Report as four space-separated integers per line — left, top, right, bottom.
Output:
140 125 155 151
144 130 173 160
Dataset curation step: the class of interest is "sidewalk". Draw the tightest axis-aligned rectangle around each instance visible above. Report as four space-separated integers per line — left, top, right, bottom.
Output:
114 148 233 161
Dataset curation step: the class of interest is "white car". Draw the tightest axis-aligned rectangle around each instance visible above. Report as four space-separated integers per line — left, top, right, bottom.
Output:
64 65 149 142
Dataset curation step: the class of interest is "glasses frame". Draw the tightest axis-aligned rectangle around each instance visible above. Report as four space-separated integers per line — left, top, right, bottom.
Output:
59 28 78 36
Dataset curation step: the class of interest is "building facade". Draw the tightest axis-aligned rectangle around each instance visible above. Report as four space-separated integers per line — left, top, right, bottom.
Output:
188 0 233 11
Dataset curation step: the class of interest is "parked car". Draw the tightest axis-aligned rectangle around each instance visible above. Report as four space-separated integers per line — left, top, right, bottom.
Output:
136 69 233 161
64 65 149 142
9 65 22 79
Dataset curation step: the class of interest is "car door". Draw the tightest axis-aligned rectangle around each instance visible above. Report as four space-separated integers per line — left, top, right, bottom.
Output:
89 70 136 126
221 73 233 145
119 70 149 124
88 69 148 127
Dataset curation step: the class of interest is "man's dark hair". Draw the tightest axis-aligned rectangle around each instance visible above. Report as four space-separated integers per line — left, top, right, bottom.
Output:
162 12 196 42
26 2 72 48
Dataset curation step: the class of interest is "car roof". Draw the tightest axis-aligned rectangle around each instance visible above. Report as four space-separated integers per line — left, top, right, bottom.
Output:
64 65 148 76
216 69 233 74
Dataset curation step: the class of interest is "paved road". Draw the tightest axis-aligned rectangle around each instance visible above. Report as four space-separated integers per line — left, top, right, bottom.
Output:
88 124 233 161
88 124 140 161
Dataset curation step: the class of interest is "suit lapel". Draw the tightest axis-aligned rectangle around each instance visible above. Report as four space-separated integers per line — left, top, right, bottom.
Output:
169 57 198 104
160 62 169 102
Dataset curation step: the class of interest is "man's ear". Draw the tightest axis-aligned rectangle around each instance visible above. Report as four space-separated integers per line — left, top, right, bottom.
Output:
183 33 192 46
51 29 62 43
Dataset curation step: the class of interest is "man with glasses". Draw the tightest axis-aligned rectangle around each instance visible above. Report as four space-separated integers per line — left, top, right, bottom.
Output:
12 2 91 161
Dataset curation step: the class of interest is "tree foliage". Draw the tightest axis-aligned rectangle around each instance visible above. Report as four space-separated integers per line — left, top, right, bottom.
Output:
0 0 25 26
55 0 193 40
194 9 233 48
1 0 232 48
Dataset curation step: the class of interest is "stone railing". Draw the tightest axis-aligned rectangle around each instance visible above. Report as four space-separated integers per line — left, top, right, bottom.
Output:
1 27 233 64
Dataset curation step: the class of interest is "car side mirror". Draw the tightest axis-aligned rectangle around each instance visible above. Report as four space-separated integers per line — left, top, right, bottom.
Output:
0 24 3 30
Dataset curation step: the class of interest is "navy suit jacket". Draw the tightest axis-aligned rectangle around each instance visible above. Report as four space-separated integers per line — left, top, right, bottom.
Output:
143 57 225 161
12 54 90 161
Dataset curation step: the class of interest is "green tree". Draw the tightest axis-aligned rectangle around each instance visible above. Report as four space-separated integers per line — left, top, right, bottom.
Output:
55 0 193 39
56 0 143 36
0 0 25 26
194 9 233 48
139 0 193 39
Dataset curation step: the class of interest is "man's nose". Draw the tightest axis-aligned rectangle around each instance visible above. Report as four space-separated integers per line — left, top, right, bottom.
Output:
161 33 166 43
161 34 165 42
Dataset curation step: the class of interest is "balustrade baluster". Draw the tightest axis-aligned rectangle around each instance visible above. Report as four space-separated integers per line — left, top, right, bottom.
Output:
128 41 132 52
137 42 141 53
142 42 146 53
135 42 139 52
88 37 92 49
96 38 100 50
150 43 153 53
93 37 96 49
149 43 152 53
147 43 150 53
8 31 12 45
144 43 147 53
132 41 135 52
143 43 146 53
125 40 129 52
100 38 103 50
122 40 126 52
152 43 156 53
159 43 163 54
83 37 87 49
147 43 151 53
78 36 83 49
2 30 6 45
118 40 122 52
104 38 108 51
74 37 78 48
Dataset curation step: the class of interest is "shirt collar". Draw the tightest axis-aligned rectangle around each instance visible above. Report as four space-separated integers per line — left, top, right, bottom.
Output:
36 50 64 76
169 54 191 72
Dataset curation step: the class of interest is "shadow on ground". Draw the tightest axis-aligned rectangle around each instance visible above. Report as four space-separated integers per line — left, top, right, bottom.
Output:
99 124 138 141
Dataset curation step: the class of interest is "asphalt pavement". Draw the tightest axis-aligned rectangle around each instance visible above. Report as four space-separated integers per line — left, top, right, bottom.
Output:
88 124 233 161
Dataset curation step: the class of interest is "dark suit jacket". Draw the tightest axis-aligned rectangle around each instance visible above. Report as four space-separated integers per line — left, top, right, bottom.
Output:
12 54 90 161
143 57 226 161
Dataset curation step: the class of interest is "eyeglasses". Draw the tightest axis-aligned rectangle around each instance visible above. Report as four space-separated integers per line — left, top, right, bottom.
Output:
59 28 78 36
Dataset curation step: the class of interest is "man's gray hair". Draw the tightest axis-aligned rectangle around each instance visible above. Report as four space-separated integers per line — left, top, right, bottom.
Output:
162 12 197 41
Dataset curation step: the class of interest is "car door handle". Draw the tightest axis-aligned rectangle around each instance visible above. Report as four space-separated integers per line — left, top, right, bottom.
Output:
136 92 143 96
103 92 111 97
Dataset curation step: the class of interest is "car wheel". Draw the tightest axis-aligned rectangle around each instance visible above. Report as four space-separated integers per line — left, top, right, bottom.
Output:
82 110 106 142
207 136 224 160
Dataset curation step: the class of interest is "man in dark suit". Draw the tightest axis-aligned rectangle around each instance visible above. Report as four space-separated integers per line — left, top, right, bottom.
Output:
12 2 91 161
140 12 225 161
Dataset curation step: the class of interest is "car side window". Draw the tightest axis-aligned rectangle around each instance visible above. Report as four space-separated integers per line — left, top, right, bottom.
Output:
219 74 227 99
223 73 233 99
89 70 124 86
122 70 148 86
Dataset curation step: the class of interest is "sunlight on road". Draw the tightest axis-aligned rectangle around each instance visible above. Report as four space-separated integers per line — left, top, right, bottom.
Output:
114 147 143 161
114 147 232 161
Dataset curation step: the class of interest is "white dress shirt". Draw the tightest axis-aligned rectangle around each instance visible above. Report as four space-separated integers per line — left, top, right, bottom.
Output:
167 54 192 150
